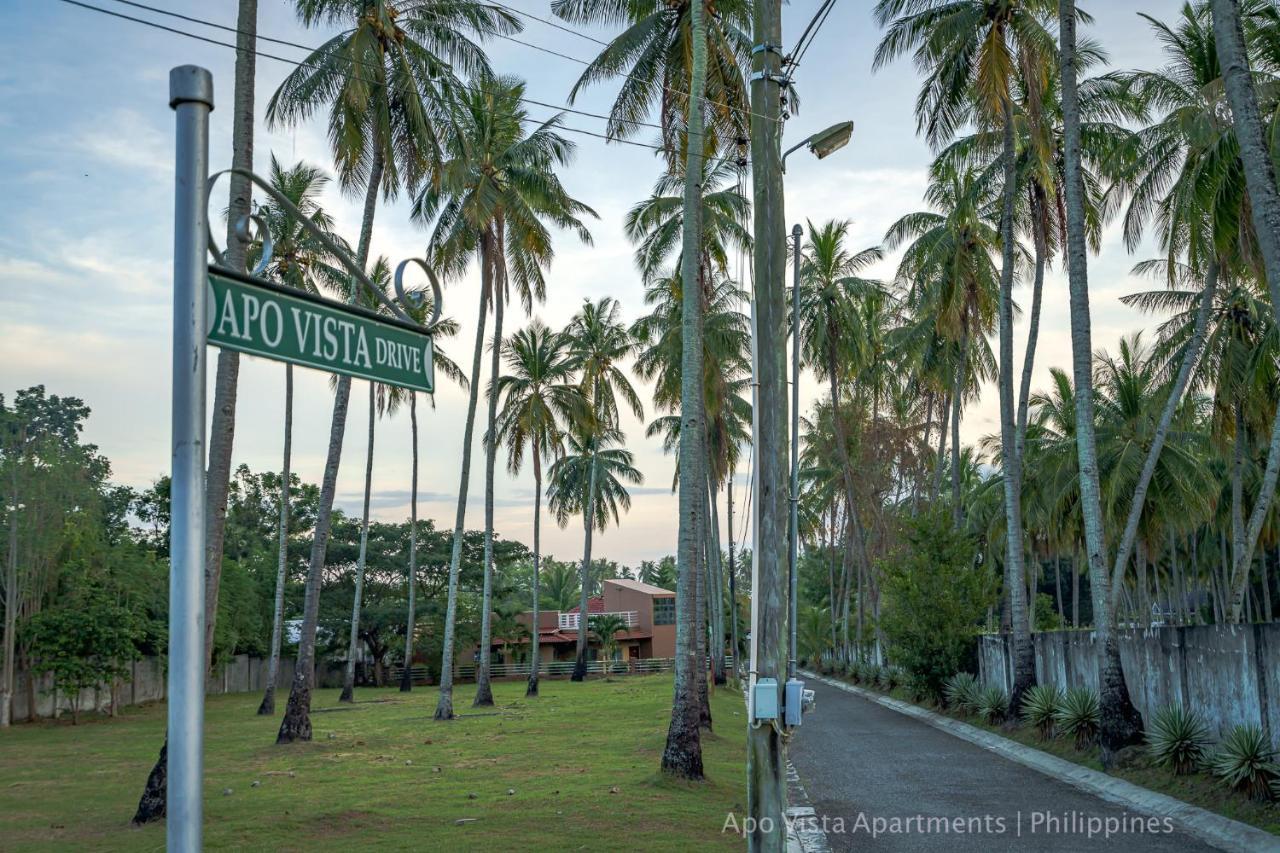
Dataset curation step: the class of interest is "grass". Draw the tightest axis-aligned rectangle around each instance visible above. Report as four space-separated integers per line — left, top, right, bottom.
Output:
0 675 746 851
821 670 1280 836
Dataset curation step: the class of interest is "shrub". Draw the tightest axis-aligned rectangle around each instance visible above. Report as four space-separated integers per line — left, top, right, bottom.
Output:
976 685 1009 724
878 509 996 701
877 665 901 692
1146 705 1211 775
855 661 877 686
1020 685 1064 739
1055 687 1100 750
1210 725 1278 801
943 672 981 714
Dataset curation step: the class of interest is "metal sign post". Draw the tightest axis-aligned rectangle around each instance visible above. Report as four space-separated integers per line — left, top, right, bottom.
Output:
164 62 439 850
167 64 213 853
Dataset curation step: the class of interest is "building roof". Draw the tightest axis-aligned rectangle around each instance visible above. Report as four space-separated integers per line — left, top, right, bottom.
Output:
605 578 675 596
566 596 605 615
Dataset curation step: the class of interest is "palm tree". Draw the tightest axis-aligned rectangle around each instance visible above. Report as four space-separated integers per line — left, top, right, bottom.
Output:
551 0 750 163
886 164 1001 523
875 0 1058 711
590 613 629 678
1207 0 1280 622
561 298 644 682
267 0 514 744
547 428 644 665
1058 0 1145 760
794 220 884 657
248 156 349 716
413 74 596 717
493 321 588 696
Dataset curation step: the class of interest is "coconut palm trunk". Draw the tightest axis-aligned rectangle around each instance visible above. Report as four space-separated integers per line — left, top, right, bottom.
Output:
727 476 741 679
340 382 377 703
526 448 544 696
695 479 712 730
931 392 950 502
996 99 1036 711
475 280 505 707
258 364 293 715
572 456 597 682
1109 261 1218 608
133 0 256 820
435 233 493 721
1016 185 1049 462
1 458 19 728
1059 0 1143 761
660 0 707 779
950 332 968 524
706 477 727 685
276 149 383 744
401 393 419 692
1210 0 1280 622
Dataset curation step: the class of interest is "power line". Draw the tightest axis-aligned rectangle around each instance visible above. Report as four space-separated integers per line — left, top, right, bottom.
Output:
490 1 609 47
57 0 669 152
94 0 664 133
787 0 840 73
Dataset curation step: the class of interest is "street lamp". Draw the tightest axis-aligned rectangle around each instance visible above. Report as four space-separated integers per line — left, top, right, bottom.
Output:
784 119 854 681
782 120 854 172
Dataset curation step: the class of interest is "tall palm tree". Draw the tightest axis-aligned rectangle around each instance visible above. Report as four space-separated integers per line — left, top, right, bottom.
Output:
551 0 750 163
561 298 644 682
886 164 1001 523
546 427 644 658
248 156 350 716
493 321 588 696
413 75 596 717
795 220 884 658
267 0 514 744
1059 0 1145 760
874 0 1058 710
1209 0 1280 622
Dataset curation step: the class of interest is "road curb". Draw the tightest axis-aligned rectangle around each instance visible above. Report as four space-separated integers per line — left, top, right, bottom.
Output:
802 671 1279 853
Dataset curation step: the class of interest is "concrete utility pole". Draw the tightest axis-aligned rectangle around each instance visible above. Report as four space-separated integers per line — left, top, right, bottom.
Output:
747 0 789 844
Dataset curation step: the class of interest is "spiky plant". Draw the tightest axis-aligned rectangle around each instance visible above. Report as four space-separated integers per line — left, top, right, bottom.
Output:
976 685 1009 725
1054 687 1101 750
878 665 900 692
1146 705 1212 776
1020 684 1064 740
1210 725 1278 801
944 673 981 714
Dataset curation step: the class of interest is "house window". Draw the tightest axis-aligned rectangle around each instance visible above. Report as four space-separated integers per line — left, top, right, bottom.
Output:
653 597 675 625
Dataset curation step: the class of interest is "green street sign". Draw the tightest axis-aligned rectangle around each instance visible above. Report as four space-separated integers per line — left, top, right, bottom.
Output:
207 268 434 393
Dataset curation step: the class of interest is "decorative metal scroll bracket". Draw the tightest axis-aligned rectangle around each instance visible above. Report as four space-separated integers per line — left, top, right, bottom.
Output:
204 167 443 330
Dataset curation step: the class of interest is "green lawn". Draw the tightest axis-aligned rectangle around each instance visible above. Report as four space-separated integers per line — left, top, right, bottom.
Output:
0 676 747 851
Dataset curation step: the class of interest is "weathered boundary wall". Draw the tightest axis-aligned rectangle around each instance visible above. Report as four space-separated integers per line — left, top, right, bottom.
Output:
979 623 1279 740
11 654 301 721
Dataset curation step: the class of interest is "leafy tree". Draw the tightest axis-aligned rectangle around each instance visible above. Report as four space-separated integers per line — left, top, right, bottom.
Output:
879 510 995 702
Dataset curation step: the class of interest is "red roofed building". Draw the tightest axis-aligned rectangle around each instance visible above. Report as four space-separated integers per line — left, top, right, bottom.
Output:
488 578 676 667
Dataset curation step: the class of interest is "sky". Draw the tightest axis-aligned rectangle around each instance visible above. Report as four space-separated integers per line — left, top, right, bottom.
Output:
0 0 1178 567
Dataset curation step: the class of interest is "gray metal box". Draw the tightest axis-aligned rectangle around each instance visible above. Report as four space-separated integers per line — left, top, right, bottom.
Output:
784 678 806 726
753 677 779 720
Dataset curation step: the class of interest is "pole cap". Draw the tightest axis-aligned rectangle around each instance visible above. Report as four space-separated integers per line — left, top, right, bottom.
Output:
170 65 214 110
792 223 803 237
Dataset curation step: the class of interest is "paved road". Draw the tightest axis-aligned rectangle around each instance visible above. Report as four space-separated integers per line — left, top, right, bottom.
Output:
789 678 1214 851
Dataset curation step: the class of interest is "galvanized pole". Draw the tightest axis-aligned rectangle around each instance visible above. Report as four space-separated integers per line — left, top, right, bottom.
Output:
788 223 802 680
168 64 212 853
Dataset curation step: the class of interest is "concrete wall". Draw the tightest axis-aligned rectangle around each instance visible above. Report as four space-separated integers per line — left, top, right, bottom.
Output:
979 623 1280 740
11 654 298 722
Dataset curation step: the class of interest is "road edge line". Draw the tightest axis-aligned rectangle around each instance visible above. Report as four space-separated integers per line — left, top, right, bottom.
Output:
801 671 1280 853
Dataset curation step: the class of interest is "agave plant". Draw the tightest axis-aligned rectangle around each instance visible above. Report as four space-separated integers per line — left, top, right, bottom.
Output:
877 666 900 692
1054 687 1101 750
1210 725 1278 801
976 685 1009 725
944 673 981 714
1020 685 1064 740
1146 705 1212 776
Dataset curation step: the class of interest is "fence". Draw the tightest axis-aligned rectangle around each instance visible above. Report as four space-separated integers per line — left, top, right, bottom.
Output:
391 655 735 686
9 654 297 722
979 623 1280 739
